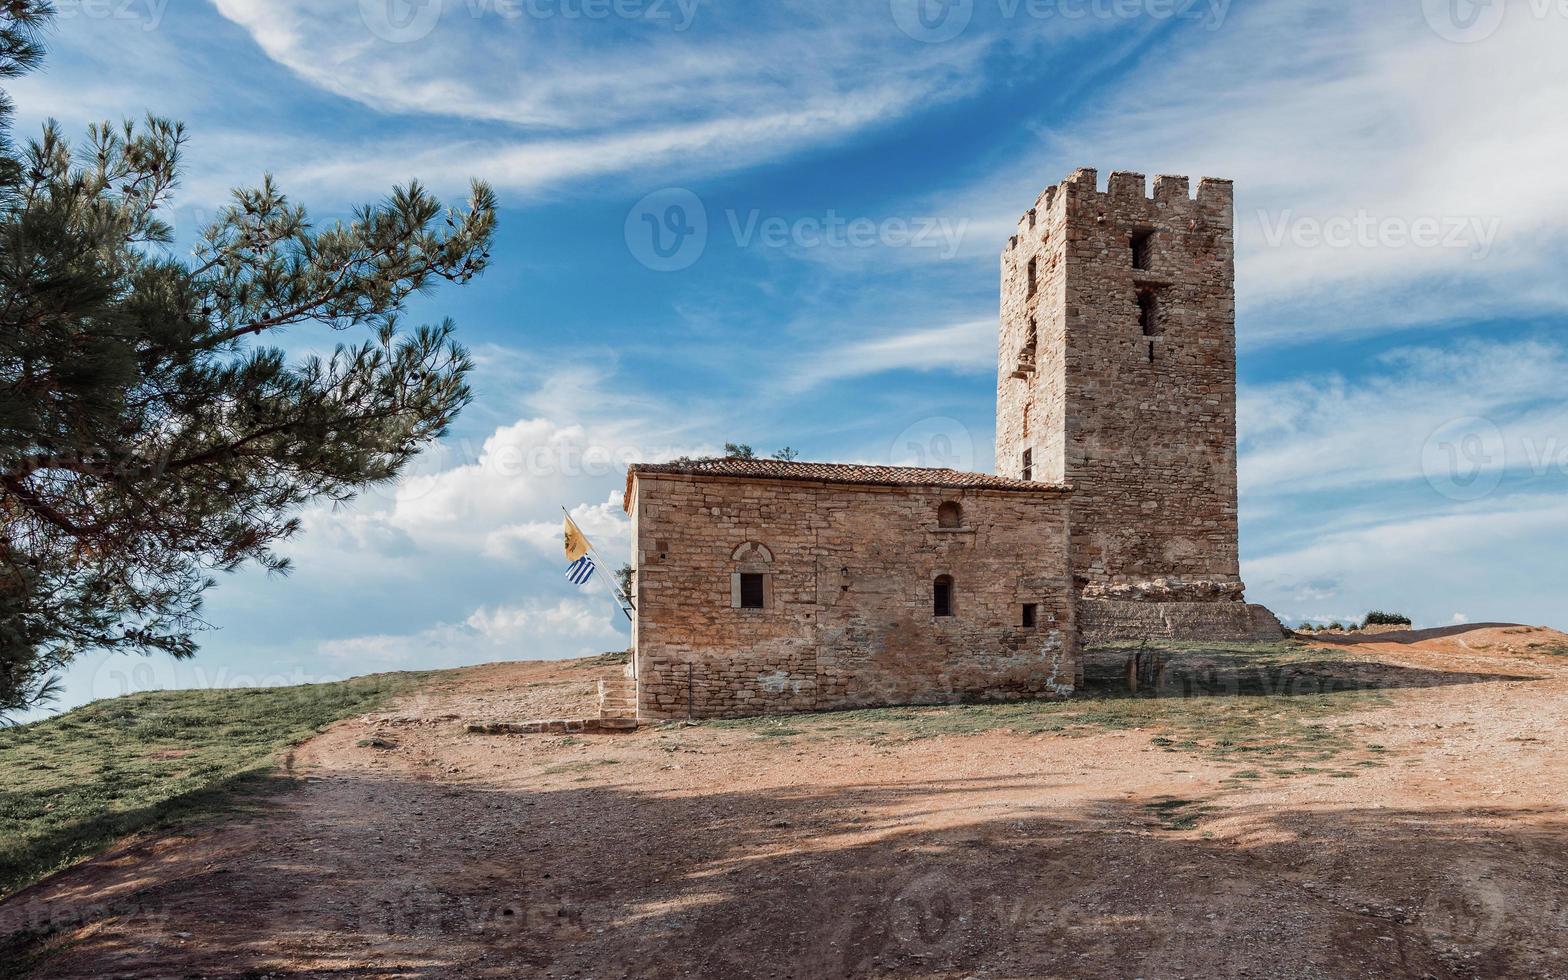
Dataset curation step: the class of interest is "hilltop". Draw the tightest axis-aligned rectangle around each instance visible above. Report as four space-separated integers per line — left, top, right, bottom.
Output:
2 625 1567 978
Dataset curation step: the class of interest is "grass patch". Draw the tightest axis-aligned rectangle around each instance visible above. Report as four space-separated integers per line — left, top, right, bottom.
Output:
703 641 1392 773
0 674 424 901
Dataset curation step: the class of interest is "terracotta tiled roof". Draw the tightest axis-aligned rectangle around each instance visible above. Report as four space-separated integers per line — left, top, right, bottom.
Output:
625 458 1068 509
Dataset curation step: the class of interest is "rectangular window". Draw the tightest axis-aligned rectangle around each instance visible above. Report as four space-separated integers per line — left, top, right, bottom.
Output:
1138 289 1161 337
1026 256 1038 297
1021 449 1033 482
933 577 954 618
1131 229 1155 270
739 573 766 609
1021 604 1038 628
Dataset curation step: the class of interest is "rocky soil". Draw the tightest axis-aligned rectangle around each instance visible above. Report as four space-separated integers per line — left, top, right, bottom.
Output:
3 625 1567 979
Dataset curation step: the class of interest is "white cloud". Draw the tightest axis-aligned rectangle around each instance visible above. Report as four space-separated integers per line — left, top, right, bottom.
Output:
1245 494 1568 631
789 319 997 390
320 597 618 667
919 3 1568 344
1238 338 1568 497
205 0 991 198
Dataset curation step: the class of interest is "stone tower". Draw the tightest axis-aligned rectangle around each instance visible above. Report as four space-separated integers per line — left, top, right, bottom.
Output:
997 169 1274 639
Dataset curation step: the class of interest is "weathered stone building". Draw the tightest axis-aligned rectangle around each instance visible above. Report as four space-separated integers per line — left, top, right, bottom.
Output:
622 169 1281 721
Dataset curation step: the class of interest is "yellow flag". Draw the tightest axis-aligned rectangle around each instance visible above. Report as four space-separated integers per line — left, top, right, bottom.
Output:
563 514 591 562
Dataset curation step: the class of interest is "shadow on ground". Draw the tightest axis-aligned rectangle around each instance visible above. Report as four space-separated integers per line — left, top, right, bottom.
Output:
1080 641 1536 698
3 767 1564 979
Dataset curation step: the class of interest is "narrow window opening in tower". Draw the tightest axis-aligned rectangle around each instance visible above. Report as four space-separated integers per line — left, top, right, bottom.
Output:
1021 449 1033 482
933 576 955 618
1027 257 1038 297
1028 208 1037 229
1138 289 1161 337
1131 229 1155 270
1148 341 1156 364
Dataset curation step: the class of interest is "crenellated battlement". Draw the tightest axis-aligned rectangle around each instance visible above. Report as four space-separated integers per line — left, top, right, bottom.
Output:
1007 168 1233 251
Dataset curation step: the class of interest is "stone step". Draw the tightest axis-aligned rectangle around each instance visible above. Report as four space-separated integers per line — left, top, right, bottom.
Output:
468 717 637 735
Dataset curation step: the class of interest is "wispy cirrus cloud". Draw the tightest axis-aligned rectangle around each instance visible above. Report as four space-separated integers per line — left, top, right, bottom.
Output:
788 319 997 390
1239 338 1568 497
914 2 1568 344
204 0 992 199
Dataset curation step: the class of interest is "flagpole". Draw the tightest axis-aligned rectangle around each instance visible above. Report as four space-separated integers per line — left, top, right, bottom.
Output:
563 506 634 623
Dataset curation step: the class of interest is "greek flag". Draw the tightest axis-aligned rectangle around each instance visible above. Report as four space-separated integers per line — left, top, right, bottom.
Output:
565 555 596 586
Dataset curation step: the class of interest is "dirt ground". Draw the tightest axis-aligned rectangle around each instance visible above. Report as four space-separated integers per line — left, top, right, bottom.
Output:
4 625 1568 979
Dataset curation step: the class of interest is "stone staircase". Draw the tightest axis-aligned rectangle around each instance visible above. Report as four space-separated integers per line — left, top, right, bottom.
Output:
465 663 639 736
597 668 638 727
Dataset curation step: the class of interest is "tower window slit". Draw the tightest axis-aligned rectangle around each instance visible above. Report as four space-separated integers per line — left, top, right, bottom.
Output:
1131 229 1155 270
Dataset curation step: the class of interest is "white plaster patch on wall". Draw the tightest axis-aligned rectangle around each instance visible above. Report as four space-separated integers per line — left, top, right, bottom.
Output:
1040 632 1075 696
757 669 809 695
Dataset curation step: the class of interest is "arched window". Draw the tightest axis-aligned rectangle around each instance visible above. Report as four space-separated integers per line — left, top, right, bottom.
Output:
937 501 963 529
730 542 773 611
933 575 955 618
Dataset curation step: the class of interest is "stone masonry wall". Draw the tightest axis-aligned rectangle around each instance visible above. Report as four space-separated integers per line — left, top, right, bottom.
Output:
1079 600 1286 645
629 475 1077 720
997 168 1242 602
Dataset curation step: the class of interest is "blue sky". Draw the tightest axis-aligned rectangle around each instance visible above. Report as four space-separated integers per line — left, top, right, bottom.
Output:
14 0 1567 713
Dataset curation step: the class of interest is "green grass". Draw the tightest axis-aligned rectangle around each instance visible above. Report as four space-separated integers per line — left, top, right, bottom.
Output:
0 674 425 901
705 641 1394 775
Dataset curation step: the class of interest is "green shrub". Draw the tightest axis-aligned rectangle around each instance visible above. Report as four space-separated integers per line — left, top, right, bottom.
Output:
1363 611 1412 627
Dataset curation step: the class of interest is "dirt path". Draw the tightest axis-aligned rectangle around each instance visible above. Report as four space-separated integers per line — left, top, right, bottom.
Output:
4 627 1568 978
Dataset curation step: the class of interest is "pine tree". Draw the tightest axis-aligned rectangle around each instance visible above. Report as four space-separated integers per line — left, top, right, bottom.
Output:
0 3 498 718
